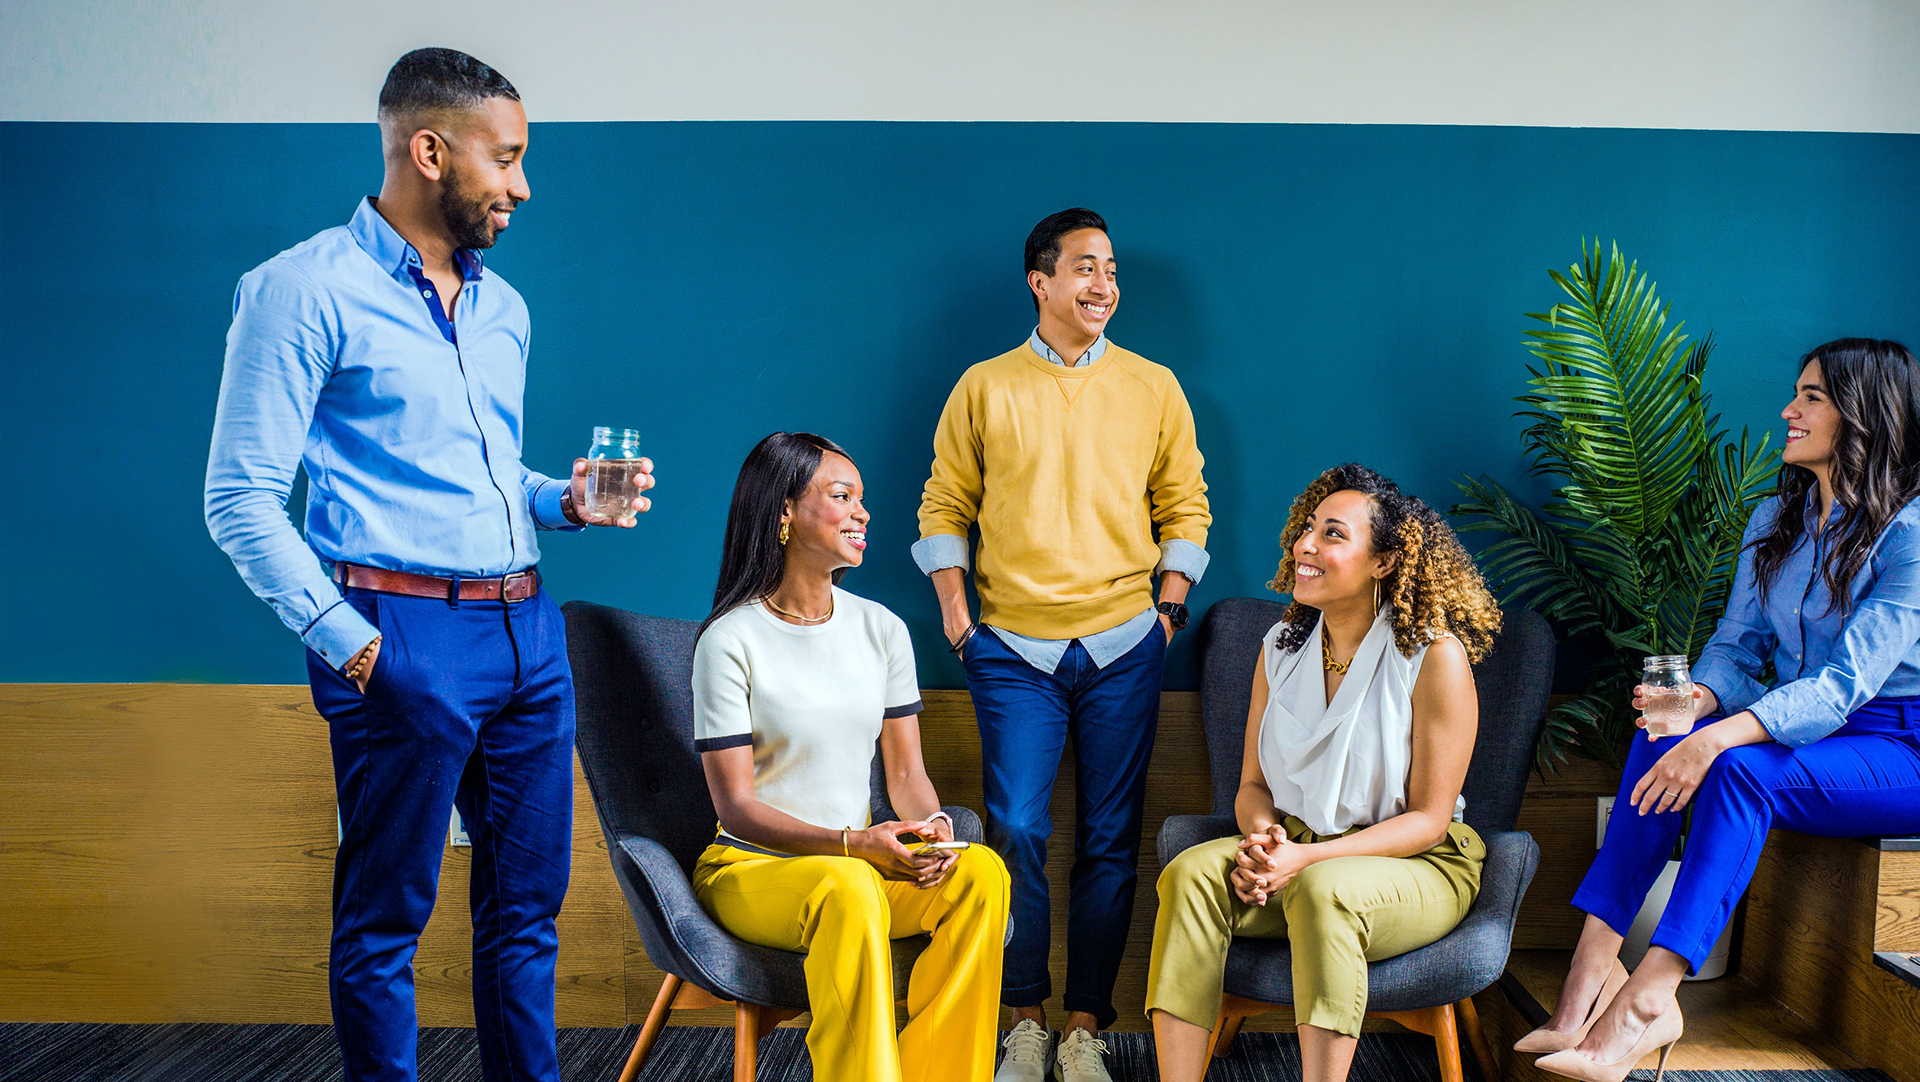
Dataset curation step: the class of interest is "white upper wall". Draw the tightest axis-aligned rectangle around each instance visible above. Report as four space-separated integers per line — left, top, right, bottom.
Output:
6 0 1919 131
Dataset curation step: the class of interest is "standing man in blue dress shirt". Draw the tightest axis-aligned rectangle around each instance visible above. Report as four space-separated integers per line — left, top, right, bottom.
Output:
204 49 653 1082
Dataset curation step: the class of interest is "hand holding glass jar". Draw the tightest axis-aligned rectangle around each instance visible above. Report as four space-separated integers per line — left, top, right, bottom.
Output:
569 426 655 527
1635 655 1702 738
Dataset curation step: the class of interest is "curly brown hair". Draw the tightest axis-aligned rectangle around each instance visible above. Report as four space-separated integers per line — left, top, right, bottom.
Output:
1265 463 1503 662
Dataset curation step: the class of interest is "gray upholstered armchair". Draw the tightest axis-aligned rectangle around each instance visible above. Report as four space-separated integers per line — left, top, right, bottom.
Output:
1157 598 1552 1082
564 601 986 1082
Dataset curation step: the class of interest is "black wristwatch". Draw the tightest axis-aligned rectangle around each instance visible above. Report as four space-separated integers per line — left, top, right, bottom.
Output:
1156 601 1190 631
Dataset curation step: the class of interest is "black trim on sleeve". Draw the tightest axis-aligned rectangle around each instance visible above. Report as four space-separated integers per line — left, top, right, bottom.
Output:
694 733 754 753
882 700 925 719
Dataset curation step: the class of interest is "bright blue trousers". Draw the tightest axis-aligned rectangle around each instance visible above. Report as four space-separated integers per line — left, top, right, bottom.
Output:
306 585 575 1082
963 627 1165 1029
1574 697 1920 972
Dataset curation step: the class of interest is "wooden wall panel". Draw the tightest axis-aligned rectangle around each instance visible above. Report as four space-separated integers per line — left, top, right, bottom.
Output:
1 683 1602 1029
1743 830 1920 1082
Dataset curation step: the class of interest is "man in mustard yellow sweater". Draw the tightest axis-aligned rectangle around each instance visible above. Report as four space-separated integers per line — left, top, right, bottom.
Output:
915 208 1210 1082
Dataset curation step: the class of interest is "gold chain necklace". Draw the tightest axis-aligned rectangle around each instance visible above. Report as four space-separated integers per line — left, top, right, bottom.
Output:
1321 624 1352 674
764 594 834 624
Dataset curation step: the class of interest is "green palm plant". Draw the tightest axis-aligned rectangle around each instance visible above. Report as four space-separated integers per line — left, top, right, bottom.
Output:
1453 242 1778 769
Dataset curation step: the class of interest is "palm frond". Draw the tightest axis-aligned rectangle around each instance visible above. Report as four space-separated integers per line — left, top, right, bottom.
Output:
1520 242 1709 537
1455 241 1765 772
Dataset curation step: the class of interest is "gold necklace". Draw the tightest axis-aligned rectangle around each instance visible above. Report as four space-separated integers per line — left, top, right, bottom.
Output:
1321 624 1352 674
764 593 834 624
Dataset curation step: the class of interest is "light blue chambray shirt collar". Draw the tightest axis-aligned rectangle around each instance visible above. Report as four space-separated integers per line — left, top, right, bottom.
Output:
1027 327 1107 368
348 197 485 288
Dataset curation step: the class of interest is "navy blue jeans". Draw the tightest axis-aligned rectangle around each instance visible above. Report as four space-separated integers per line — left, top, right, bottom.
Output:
307 585 575 1082
1575 697 1920 972
963 625 1166 1028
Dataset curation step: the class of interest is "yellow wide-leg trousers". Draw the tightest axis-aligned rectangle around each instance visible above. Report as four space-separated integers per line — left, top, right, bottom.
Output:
692 841 1011 1082
1145 818 1483 1037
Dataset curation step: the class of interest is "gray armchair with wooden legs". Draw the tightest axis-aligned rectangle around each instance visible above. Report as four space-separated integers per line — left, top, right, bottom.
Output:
1156 598 1552 1082
564 601 988 1082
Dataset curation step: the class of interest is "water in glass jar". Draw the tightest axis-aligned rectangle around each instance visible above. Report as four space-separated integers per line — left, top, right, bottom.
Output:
1642 685 1696 737
584 458 641 521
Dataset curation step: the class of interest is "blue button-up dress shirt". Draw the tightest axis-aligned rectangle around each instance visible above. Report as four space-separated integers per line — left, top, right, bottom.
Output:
1694 492 1920 747
205 198 578 669
909 328 1210 673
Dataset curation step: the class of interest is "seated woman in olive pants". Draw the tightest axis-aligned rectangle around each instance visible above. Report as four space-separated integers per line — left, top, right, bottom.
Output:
1145 463 1504 1082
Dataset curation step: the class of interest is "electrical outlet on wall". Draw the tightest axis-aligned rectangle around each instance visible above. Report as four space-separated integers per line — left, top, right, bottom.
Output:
1597 796 1615 849
449 808 471 848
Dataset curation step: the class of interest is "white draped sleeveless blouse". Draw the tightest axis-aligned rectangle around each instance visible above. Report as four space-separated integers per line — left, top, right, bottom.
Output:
1257 610 1466 836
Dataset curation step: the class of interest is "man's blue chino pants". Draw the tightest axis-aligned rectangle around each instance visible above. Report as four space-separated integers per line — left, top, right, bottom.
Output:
307 584 574 1082
963 625 1166 1029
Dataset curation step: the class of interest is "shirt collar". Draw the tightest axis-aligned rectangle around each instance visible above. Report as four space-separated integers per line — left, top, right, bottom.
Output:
1028 327 1107 368
1802 489 1846 528
349 196 484 286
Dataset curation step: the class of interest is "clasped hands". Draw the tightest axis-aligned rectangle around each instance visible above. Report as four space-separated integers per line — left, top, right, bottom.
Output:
847 817 960 890
1231 824 1311 906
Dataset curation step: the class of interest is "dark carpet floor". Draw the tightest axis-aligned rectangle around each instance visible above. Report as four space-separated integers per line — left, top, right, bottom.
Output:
0 1023 1893 1081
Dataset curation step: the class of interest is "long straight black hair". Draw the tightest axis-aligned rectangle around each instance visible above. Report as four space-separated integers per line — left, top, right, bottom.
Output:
699 432 855 638
1751 338 1920 612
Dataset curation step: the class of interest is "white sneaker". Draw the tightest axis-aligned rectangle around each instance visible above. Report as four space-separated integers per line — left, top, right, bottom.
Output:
1052 1028 1112 1082
993 1019 1053 1082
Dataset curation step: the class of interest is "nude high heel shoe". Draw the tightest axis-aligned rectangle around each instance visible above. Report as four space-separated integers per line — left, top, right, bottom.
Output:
1514 960 1630 1053
1534 1002 1684 1082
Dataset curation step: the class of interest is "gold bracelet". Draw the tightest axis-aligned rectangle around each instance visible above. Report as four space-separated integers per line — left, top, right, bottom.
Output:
841 828 850 857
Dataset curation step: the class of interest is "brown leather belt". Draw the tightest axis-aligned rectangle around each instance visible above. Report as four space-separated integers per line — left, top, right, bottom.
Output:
335 563 541 603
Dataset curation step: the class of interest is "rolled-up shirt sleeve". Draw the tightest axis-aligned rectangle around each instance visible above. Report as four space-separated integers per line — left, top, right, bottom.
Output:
1155 538 1211 584
204 261 377 669
912 533 971 576
1747 517 1920 746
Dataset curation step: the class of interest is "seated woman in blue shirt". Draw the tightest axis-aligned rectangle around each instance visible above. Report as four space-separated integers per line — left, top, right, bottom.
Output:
1525 338 1920 1082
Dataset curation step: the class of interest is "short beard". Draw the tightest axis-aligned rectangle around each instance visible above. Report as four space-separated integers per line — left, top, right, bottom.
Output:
437 163 498 250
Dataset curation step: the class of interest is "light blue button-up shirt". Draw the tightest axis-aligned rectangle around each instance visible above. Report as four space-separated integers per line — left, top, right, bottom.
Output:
1694 492 1920 747
205 198 579 669
910 328 1210 673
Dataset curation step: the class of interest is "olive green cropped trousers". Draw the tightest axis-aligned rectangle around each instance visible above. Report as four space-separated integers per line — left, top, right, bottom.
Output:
1145 817 1483 1037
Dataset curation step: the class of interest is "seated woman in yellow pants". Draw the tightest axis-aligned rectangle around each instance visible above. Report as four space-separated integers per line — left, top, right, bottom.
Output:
1146 463 1504 1082
690 432 1011 1082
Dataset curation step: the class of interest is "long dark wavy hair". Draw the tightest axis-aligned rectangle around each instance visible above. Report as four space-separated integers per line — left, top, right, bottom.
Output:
1266 463 1502 662
699 432 855 638
1750 339 1920 614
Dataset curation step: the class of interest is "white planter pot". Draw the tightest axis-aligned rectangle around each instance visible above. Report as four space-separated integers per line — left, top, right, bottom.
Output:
1618 859 1733 980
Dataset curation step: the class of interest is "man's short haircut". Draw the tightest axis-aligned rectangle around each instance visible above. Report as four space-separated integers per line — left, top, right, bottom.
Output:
1025 208 1110 279
377 48 519 123
1024 208 1109 311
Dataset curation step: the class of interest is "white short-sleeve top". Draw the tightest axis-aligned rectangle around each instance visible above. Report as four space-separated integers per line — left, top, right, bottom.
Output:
1257 609 1465 836
692 587 923 840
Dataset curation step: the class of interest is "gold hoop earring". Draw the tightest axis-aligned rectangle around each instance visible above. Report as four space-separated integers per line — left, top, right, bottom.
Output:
778 522 790 546
1373 579 1382 615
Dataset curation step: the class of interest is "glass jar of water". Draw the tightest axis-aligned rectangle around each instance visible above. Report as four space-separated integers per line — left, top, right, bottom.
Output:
1641 655 1696 738
584 427 642 522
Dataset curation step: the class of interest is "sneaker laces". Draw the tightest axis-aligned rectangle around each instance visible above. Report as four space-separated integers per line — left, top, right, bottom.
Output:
1001 1021 1050 1066
1058 1031 1109 1071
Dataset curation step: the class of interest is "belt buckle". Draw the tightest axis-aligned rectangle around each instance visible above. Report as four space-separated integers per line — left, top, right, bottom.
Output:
500 569 534 602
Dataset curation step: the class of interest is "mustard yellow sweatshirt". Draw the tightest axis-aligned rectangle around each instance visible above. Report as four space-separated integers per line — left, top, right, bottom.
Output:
917 339 1211 639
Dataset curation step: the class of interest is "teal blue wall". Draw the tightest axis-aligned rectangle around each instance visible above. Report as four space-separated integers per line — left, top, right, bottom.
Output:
4 121 1918 687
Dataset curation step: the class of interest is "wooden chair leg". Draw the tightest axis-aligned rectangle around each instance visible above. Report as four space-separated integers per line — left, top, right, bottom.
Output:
1456 994 1501 1082
618 974 682 1082
1208 1012 1247 1058
1377 1004 1463 1082
1431 1003 1465 1082
733 1003 760 1082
